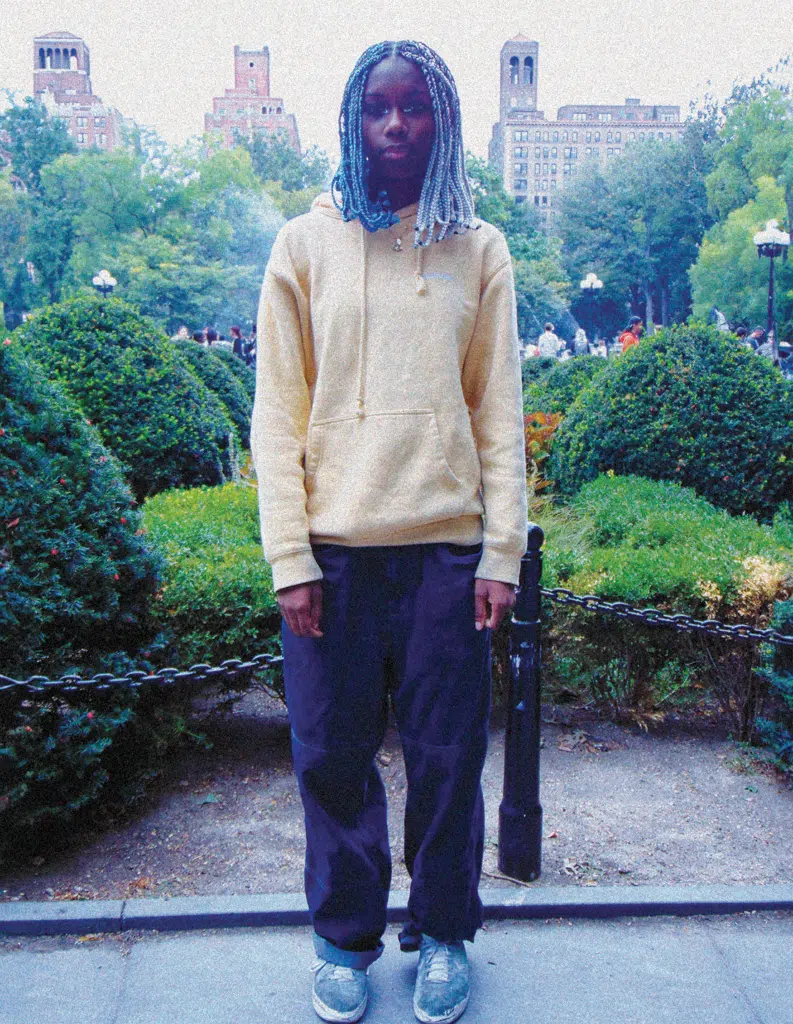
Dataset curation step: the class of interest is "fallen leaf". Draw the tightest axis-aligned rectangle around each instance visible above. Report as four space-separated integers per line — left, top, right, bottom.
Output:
199 793 221 805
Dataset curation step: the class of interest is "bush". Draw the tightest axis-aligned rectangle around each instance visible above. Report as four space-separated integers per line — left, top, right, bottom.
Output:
15 295 240 499
553 324 793 521
755 598 793 771
521 356 556 391
0 337 163 680
524 355 607 414
171 340 253 448
209 345 256 403
143 483 282 692
540 475 793 737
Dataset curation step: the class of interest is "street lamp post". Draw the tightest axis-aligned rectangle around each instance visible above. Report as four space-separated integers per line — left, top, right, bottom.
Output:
92 269 117 299
753 220 790 362
580 272 603 356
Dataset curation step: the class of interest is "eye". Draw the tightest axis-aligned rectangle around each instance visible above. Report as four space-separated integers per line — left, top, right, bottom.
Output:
363 101 388 118
403 102 429 115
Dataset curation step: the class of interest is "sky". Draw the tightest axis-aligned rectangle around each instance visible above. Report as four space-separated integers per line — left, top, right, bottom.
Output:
1 0 792 163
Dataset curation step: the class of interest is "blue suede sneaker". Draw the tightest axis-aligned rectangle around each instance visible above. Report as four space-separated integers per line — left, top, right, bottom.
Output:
413 935 470 1023
311 959 369 1023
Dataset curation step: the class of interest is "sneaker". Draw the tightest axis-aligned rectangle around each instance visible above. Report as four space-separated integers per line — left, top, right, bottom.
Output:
311 959 369 1023
413 935 470 1024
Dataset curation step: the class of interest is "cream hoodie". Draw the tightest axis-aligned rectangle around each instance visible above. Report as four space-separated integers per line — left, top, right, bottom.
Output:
250 193 528 592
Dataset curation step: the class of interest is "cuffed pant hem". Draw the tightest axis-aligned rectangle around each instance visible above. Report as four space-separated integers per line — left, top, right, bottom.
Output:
313 932 385 969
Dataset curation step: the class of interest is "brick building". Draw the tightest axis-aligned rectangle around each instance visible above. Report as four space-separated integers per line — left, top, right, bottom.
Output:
489 36 686 227
33 31 127 151
204 45 300 153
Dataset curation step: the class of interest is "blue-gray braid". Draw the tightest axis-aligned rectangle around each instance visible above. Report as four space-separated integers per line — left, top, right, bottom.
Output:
331 40 476 246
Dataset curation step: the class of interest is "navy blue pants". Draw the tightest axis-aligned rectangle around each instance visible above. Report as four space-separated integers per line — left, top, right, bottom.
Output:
282 542 491 969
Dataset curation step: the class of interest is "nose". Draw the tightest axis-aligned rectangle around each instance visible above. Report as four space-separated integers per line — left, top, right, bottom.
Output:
384 105 407 136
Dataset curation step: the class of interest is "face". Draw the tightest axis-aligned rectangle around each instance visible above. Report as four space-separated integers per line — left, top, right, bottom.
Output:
361 55 435 189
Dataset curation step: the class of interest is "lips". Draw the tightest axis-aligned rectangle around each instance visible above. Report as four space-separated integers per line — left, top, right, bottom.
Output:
381 146 411 160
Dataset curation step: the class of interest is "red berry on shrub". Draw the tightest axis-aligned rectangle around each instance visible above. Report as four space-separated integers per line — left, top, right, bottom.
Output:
114 573 120 580
51 548 58 555
87 712 94 720
120 517 127 524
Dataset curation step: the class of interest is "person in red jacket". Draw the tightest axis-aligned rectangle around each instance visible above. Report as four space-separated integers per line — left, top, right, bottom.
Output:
619 316 643 353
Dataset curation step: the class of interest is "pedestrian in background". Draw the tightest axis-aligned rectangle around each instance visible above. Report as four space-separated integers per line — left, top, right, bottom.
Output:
619 316 643 353
251 38 527 1024
537 322 563 359
230 325 246 359
573 327 588 358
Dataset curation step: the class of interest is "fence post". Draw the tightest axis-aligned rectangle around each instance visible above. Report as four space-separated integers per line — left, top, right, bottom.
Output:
498 523 544 882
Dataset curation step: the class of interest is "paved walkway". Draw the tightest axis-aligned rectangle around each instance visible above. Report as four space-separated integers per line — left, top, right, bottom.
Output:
2 914 792 1024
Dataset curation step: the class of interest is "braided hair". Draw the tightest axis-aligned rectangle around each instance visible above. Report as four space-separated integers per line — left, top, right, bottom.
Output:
331 40 476 246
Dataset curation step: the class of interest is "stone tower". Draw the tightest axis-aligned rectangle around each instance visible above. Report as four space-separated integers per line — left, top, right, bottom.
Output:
499 34 539 120
33 31 93 99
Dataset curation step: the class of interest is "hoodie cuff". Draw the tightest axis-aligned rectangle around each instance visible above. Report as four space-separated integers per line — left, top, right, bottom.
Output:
475 547 522 588
270 549 324 593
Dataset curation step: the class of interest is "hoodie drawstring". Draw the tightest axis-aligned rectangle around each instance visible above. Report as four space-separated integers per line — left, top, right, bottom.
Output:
357 223 368 417
415 243 427 295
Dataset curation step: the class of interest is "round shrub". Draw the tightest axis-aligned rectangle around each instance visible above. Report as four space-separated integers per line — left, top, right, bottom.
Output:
553 324 793 520
209 345 256 403
15 295 239 499
172 339 253 448
0 337 163 680
143 483 282 693
521 355 556 391
524 355 607 414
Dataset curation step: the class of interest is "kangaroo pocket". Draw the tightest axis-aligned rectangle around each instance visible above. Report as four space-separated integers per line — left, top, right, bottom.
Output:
305 409 482 541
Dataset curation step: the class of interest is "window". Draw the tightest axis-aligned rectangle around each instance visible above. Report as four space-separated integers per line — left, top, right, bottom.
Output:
542 163 548 175
599 112 612 122
513 162 528 175
534 179 540 191
76 116 88 127
542 147 549 158
534 196 540 206
513 146 528 158
541 195 548 205
564 147 571 158
541 179 548 191
550 179 557 189
607 147 613 157
523 56 534 85
562 131 568 142
573 112 586 121
625 111 635 120
563 163 572 176
594 131 600 142
614 147 621 155
572 131 578 142
607 131 613 142
585 146 592 155
550 164 557 175
586 132 591 143
94 117 106 128
639 131 645 140
77 132 86 144
661 113 675 122
249 78 256 90
509 56 519 85
535 147 541 157
666 132 672 140
571 146 578 158
630 132 636 140
513 129 529 142
551 147 557 158
535 130 541 141
592 146 599 156
515 196 526 204
534 163 540 175
615 131 621 142
658 131 664 139
543 131 549 142
552 131 558 142
514 179 528 191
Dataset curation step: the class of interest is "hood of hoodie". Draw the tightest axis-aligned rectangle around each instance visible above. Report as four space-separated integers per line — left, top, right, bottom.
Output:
310 191 419 224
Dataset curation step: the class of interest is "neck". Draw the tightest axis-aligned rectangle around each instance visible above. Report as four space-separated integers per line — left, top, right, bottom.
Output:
371 177 422 215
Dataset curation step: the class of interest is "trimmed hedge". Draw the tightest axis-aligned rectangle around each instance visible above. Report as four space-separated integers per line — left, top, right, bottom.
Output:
143 483 282 692
524 355 607 415
209 345 256 403
15 296 239 499
552 324 793 521
0 337 163 680
171 340 253 448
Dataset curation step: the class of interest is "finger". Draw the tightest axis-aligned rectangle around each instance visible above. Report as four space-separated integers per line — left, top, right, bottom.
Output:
293 600 314 639
309 584 324 636
474 587 488 631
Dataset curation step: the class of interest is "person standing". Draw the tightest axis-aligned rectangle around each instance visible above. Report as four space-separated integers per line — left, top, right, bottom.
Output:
230 325 246 359
251 40 527 1024
619 315 643 353
537 322 563 359
573 327 589 358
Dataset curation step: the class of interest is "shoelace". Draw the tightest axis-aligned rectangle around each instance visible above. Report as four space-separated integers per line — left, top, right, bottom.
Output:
424 943 451 984
312 960 357 982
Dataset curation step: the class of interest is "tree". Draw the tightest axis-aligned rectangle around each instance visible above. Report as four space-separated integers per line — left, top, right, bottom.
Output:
0 95 76 192
689 176 793 333
237 130 330 220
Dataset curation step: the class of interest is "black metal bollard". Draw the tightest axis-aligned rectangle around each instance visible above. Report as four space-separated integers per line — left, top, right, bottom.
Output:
498 523 544 881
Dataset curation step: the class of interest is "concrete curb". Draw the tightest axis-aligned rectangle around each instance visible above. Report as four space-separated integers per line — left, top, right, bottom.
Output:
2 884 792 937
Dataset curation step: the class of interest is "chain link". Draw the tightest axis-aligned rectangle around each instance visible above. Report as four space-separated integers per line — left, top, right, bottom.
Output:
0 653 284 703
541 587 793 647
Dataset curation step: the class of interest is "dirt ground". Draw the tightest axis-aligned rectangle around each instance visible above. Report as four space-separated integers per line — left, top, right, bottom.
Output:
1 692 791 903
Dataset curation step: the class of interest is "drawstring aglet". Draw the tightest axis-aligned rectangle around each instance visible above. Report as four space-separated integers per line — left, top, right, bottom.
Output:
415 273 427 296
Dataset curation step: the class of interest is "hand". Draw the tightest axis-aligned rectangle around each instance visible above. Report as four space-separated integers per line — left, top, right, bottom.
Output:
474 578 517 632
277 581 323 638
